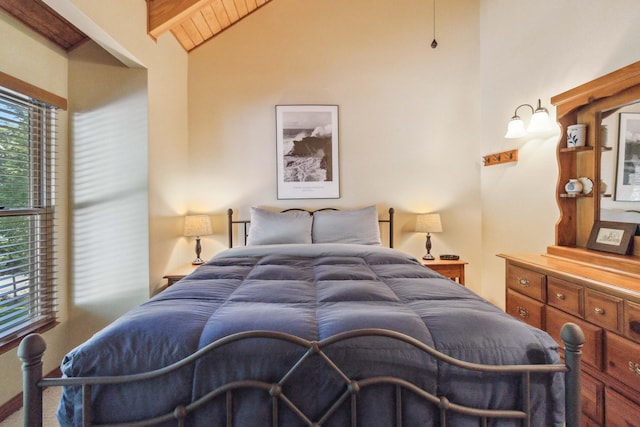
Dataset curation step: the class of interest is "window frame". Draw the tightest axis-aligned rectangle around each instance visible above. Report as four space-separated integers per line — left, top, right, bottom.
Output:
0 72 65 354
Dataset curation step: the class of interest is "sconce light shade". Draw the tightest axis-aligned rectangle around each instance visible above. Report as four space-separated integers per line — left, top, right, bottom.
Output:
184 215 213 265
504 118 527 139
505 99 555 139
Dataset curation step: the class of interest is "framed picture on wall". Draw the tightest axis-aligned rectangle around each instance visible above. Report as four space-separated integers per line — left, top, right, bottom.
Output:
614 112 640 201
275 105 340 199
586 220 637 255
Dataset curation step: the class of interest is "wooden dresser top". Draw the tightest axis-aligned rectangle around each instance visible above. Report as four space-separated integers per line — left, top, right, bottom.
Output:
498 248 640 303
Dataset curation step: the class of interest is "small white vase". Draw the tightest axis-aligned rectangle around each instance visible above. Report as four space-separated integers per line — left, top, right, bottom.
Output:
565 179 583 195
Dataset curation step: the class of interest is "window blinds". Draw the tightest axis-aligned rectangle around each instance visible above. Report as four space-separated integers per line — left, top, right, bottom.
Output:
0 87 58 346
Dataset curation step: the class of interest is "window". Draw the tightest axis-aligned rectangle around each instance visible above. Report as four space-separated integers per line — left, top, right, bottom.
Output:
0 82 59 349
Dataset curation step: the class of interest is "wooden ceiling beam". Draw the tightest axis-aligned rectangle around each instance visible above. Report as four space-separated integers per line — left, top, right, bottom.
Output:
147 0 212 39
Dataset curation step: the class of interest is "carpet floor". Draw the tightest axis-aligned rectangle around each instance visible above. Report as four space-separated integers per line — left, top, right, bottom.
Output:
0 387 62 427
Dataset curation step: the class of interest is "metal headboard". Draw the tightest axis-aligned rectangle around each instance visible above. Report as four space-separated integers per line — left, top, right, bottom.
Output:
227 207 395 248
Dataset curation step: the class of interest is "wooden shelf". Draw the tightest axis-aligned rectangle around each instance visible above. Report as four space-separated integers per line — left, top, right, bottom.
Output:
559 193 593 198
559 146 594 153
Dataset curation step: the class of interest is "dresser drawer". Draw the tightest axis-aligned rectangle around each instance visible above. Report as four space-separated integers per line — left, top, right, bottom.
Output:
585 289 622 332
624 300 640 344
545 306 603 370
581 371 604 425
506 264 546 302
547 276 583 317
605 332 640 394
605 387 640 426
506 289 544 329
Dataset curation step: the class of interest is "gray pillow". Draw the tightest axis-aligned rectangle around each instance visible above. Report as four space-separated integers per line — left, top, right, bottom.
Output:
312 206 381 245
246 207 312 245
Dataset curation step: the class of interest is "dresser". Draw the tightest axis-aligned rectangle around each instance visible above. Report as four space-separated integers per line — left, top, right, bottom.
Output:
499 247 640 426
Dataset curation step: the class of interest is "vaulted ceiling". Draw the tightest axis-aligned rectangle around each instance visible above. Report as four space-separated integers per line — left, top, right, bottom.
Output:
147 0 275 52
0 0 274 54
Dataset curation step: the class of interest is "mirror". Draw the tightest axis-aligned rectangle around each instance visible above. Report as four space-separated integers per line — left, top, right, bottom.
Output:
600 101 640 223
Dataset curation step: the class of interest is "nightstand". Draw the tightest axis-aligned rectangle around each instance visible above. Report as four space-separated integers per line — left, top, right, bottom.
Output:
163 263 201 287
422 259 468 285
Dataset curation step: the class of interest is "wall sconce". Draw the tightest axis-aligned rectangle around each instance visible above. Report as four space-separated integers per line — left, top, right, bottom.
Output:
184 214 213 265
415 213 442 260
504 99 555 139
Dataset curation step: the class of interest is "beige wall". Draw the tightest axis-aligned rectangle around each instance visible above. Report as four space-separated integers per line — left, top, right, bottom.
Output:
187 0 484 287
479 0 640 307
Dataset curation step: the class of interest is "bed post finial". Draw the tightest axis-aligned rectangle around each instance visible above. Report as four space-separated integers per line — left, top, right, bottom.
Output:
560 322 584 427
227 209 234 248
18 333 46 427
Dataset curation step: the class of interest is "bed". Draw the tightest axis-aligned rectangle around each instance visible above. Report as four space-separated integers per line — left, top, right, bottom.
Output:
18 206 584 426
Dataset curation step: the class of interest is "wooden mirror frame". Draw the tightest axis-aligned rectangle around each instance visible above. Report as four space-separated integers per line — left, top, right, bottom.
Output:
552 61 640 249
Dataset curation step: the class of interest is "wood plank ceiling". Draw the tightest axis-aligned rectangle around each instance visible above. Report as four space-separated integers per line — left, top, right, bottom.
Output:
0 0 88 51
147 0 275 52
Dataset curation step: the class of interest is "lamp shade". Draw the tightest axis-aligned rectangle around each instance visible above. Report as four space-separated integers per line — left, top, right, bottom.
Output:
415 213 442 233
184 215 212 237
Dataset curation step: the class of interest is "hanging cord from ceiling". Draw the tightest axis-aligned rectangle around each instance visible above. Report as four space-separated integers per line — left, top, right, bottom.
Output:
431 0 438 48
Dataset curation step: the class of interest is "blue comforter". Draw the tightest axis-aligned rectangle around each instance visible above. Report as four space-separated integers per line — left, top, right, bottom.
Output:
58 244 563 426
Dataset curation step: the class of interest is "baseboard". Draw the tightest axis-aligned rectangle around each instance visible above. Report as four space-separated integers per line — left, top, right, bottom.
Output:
0 366 62 423
0 393 22 422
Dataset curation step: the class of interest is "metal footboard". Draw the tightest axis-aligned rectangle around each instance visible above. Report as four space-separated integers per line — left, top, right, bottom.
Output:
19 323 584 427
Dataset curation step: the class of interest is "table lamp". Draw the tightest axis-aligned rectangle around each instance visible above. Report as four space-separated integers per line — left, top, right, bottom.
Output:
184 214 213 265
415 213 442 260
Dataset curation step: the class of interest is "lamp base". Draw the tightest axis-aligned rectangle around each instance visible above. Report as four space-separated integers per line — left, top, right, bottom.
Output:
422 253 435 261
192 258 205 265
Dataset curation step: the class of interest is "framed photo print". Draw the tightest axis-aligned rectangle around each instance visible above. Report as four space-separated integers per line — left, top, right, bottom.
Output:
586 220 637 255
614 112 640 201
275 105 340 199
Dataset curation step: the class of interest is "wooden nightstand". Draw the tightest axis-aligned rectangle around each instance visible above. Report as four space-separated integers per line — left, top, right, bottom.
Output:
422 259 468 285
163 263 201 287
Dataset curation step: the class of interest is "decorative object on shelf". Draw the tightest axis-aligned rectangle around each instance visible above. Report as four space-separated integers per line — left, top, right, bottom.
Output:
586 220 638 255
275 105 340 199
184 214 213 265
567 124 587 148
415 212 442 260
614 112 640 201
564 179 584 195
601 180 608 194
482 149 518 166
578 176 593 195
504 99 556 139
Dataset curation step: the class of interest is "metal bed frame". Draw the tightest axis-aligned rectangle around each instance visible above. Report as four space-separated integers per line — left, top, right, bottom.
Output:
18 206 585 426
227 207 395 248
20 324 584 427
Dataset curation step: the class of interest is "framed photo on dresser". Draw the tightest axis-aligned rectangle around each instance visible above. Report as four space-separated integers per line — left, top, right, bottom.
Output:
275 105 340 199
586 220 638 255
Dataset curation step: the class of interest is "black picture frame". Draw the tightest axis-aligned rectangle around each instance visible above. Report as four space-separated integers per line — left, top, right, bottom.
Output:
275 105 340 200
586 220 638 255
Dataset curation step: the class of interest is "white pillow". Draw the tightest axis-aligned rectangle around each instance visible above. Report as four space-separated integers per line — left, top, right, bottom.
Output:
246 207 312 245
312 206 381 245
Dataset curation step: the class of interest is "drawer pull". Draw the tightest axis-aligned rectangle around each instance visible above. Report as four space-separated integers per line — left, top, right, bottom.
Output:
630 321 640 335
516 306 529 319
517 277 530 288
629 361 640 377
555 293 566 300
594 307 605 315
